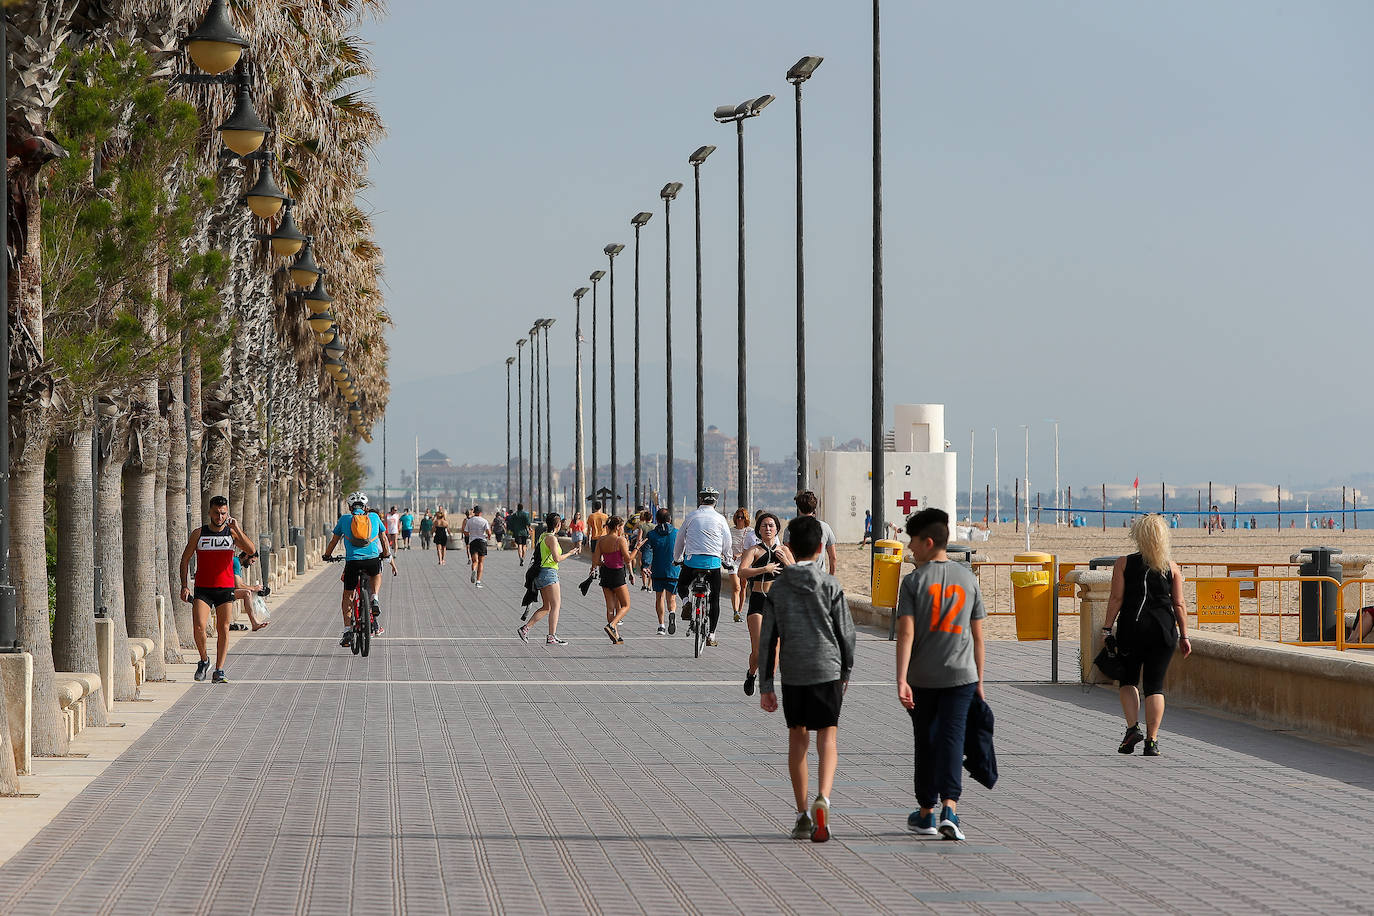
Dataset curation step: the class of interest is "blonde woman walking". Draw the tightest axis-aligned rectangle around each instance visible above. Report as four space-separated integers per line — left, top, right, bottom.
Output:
1102 514 1192 757
432 510 451 565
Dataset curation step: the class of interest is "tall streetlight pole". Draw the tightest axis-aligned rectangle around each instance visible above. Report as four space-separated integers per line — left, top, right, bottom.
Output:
604 243 625 516
505 356 516 509
541 318 555 517
715 94 773 512
517 338 526 507
660 181 683 519
1022 423 1031 550
787 56 823 494
532 322 543 515
572 289 589 524
993 426 999 526
1050 419 1060 526
871 0 887 623
528 326 537 512
688 145 714 496
589 269 605 507
630 211 652 508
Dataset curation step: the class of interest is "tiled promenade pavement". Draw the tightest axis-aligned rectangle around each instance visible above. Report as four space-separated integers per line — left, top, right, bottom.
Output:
2 548 1372 915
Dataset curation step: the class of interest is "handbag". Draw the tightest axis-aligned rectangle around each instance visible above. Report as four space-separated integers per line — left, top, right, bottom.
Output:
1093 634 1128 682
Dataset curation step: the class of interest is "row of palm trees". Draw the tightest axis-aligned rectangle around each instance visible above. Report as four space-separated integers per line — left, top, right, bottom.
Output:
0 0 389 774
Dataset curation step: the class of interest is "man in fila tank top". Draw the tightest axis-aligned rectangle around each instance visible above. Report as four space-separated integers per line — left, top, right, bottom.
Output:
178 495 260 683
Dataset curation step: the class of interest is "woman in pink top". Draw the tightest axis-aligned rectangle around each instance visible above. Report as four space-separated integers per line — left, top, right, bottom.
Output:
593 516 633 644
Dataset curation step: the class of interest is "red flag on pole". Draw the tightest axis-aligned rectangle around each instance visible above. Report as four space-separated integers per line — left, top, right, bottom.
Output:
1132 476 1139 489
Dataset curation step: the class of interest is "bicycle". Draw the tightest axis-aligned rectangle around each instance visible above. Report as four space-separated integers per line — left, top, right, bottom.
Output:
324 556 375 657
683 568 730 658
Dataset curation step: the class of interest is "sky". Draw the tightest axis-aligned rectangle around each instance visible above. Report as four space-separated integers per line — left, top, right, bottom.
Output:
357 0 1373 496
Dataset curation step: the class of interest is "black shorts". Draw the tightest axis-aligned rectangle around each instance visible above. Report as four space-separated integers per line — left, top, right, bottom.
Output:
513 533 530 545
193 586 236 609
343 557 382 590
748 590 769 616
782 680 844 730
600 566 628 590
469 538 488 557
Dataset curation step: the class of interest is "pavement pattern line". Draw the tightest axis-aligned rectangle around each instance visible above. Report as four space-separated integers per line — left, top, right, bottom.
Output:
0 547 1372 914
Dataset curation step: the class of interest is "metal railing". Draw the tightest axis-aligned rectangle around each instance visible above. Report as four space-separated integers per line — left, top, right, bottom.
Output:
1184 574 1371 649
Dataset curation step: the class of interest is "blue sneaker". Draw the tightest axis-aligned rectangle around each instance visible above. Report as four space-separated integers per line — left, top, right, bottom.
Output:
938 805 965 841
194 659 210 682
907 809 938 836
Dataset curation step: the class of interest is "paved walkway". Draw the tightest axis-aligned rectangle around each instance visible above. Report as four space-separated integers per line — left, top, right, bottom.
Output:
1 548 1372 915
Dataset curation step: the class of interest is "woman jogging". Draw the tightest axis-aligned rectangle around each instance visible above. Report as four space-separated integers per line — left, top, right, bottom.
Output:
739 512 793 696
1103 514 1192 757
518 513 574 645
594 516 633 644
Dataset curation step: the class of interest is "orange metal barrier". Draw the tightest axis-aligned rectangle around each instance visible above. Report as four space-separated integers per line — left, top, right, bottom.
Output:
1185 575 1352 648
1339 579 1374 650
970 561 1079 618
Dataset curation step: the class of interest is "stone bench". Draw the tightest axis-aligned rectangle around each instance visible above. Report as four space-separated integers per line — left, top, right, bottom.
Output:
129 637 154 686
54 672 102 741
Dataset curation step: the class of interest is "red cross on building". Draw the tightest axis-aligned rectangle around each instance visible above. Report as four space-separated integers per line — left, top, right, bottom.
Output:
896 492 919 514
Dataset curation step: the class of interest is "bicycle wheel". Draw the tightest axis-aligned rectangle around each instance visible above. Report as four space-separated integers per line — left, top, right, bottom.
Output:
359 620 371 657
350 590 362 655
693 599 705 658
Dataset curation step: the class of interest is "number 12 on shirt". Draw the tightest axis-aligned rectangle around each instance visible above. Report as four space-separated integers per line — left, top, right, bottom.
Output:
927 584 966 633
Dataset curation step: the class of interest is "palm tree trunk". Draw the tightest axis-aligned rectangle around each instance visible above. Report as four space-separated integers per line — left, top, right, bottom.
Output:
186 348 202 527
0 672 19 793
122 378 166 681
97 426 137 701
165 378 193 648
154 411 180 664
228 436 246 526
53 422 107 726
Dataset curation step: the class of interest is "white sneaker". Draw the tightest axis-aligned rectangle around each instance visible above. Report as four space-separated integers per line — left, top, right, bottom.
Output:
656 625 667 636
475 581 484 589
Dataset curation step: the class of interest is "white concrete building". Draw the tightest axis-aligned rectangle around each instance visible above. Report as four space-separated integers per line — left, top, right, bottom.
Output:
808 404 958 543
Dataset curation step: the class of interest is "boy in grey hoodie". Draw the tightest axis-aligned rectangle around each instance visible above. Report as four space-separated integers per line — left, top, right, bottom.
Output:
758 516 856 843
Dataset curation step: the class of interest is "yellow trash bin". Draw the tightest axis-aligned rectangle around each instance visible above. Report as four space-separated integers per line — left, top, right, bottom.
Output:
871 539 904 609
1011 552 1053 640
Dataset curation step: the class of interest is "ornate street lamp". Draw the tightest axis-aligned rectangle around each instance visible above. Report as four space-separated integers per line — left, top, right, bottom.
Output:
290 237 321 288
308 310 335 334
242 160 287 218
302 272 332 314
185 0 249 75
266 201 306 256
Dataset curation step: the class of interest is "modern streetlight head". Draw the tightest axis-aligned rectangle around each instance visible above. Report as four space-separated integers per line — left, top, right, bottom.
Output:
604 243 624 257
787 55 824 83
243 166 286 218
660 182 683 200
289 238 321 288
574 287 589 300
749 94 775 114
506 356 516 367
517 338 526 348
630 212 653 228
542 318 556 329
590 269 606 281
217 83 268 156
713 104 739 122
268 204 306 256
689 145 716 164
184 0 248 75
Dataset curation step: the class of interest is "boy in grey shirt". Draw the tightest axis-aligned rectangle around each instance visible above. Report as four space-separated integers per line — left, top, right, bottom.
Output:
758 516 856 844
895 508 986 842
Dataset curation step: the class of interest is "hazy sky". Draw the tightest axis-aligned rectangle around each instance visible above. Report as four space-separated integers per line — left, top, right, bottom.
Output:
359 1 1372 494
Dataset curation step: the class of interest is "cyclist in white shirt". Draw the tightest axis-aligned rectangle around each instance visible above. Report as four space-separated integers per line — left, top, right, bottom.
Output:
465 505 493 587
672 487 735 645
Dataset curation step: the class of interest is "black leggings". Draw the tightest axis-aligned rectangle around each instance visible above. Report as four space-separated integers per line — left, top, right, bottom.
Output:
1118 635 1175 697
677 567 722 633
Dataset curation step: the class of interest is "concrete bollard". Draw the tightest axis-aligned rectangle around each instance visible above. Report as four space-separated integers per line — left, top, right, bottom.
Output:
94 616 115 713
0 651 33 775
1067 568 1114 684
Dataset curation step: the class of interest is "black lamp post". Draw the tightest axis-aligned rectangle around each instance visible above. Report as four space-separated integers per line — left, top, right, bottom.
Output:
871 1 888 635
630 211 652 508
714 94 773 511
660 181 683 519
572 289 589 521
589 269 605 507
506 356 516 509
604 243 625 516
531 322 542 514
539 318 555 516
788 56 822 493
688 145 715 495
516 338 526 507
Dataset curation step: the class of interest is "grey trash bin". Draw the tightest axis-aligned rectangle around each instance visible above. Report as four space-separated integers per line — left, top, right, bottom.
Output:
1298 546 1342 642
946 545 976 571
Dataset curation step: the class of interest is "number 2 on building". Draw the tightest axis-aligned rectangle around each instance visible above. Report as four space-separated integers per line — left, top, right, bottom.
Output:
926 584 965 633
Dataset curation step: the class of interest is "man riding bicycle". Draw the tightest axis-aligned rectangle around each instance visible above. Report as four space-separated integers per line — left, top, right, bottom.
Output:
323 492 397 646
672 486 734 646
